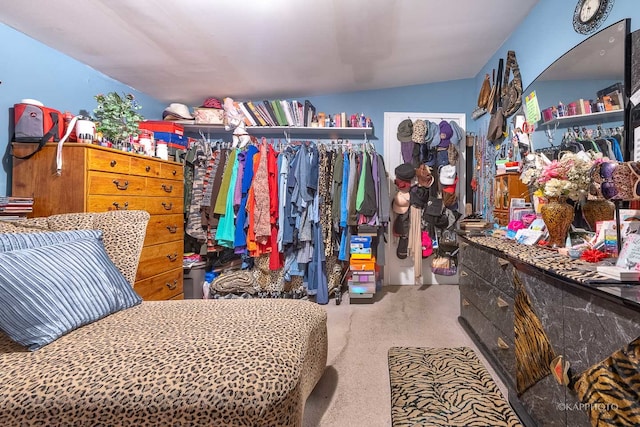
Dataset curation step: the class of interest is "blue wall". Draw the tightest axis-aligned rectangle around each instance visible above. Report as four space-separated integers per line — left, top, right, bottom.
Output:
0 24 166 195
302 78 476 150
2 0 640 195
473 0 640 137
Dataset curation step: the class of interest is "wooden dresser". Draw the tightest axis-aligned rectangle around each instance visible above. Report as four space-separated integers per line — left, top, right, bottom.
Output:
11 143 185 300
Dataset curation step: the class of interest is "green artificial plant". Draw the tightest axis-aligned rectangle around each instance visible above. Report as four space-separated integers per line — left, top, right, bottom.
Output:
93 92 144 143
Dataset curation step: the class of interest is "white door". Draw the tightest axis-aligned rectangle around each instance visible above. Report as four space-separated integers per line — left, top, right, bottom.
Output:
383 112 466 286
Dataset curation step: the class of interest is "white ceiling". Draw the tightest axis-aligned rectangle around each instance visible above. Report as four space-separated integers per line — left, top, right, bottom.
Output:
0 0 540 105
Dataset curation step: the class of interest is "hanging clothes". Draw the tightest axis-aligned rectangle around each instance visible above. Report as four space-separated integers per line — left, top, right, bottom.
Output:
233 145 259 254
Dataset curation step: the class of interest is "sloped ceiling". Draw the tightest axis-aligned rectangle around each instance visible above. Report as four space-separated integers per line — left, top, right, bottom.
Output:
0 0 540 105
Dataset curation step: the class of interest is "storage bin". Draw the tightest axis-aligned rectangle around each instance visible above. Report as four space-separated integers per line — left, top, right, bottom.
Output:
139 120 184 136
183 261 207 299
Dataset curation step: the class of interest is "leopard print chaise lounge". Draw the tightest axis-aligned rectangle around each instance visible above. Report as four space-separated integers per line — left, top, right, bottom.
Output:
0 211 329 426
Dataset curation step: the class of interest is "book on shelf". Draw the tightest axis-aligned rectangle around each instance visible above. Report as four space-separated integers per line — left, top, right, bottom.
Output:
254 103 275 126
237 102 256 126
280 100 295 127
262 100 279 126
270 100 287 126
303 100 315 127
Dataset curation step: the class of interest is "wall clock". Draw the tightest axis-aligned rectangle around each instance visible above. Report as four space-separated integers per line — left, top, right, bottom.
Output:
573 0 614 35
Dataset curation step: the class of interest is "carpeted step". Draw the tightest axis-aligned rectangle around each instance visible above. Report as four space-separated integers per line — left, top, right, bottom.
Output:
388 346 522 427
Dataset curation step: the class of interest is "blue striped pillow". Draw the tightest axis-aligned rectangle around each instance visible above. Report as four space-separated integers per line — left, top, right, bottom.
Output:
0 230 141 309
0 236 141 350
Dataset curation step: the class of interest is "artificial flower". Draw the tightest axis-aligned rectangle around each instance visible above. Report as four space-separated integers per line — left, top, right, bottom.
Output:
520 151 606 201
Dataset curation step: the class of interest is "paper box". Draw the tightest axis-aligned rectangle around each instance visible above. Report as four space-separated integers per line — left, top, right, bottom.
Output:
348 280 376 295
194 108 224 125
350 256 376 271
154 131 187 149
350 235 372 259
139 120 184 136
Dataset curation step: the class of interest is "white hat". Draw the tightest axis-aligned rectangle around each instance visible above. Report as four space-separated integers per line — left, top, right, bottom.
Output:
439 165 457 185
162 103 193 120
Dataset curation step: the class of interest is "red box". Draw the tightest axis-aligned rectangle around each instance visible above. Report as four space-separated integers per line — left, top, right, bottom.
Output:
139 120 184 136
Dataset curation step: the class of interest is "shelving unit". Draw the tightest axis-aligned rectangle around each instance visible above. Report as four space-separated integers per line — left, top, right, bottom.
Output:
493 172 530 226
540 109 624 128
172 120 373 138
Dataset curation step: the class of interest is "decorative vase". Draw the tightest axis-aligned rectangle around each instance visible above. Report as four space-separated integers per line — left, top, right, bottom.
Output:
582 199 615 231
541 197 574 248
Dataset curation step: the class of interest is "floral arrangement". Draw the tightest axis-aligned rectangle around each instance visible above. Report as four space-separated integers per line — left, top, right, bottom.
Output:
520 151 606 201
93 92 144 143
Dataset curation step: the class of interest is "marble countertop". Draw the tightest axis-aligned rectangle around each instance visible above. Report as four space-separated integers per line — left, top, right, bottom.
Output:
459 234 640 309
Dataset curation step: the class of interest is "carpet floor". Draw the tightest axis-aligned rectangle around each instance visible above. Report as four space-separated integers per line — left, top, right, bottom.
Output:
388 346 522 427
303 285 511 427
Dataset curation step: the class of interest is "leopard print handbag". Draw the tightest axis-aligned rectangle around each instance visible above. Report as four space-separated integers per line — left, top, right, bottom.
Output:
501 50 523 118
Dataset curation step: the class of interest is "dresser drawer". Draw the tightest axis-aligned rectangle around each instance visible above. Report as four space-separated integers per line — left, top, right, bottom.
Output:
87 148 131 174
460 297 516 387
144 197 183 215
459 268 514 339
130 156 162 178
87 171 147 196
146 176 184 198
160 162 183 181
86 195 147 212
144 214 184 246
460 245 514 297
136 240 183 281
135 267 183 300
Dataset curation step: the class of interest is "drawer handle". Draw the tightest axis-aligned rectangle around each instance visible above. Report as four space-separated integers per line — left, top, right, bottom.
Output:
497 296 509 308
460 270 468 277
172 169 177 176
110 160 117 167
166 253 178 262
162 184 173 193
145 165 151 172
112 179 129 190
166 225 178 233
462 298 470 306
112 201 129 210
166 280 178 290
162 202 173 210
497 337 510 350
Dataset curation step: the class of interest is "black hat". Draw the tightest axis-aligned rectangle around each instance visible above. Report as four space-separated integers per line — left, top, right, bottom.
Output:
395 163 415 181
397 119 414 142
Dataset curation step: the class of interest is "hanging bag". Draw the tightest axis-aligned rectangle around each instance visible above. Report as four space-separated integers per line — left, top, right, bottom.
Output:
487 58 506 142
486 68 497 115
501 50 523 118
477 73 492 110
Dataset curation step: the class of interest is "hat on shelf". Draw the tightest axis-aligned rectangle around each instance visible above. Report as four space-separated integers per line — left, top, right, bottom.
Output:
411 119 427 144
450 121 465 145
424 120 440 147
439 121 453 145
395 163 416 181
200 97 223 109
162 103 194 121
439 164 457 185
397 119 414 142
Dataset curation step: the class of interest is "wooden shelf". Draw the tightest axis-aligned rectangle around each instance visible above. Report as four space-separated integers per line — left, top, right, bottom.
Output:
174 121 373 138
541 109 624 128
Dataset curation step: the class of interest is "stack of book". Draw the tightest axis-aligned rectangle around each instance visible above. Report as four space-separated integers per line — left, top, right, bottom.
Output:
0 197 33 218
235 99 370 129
